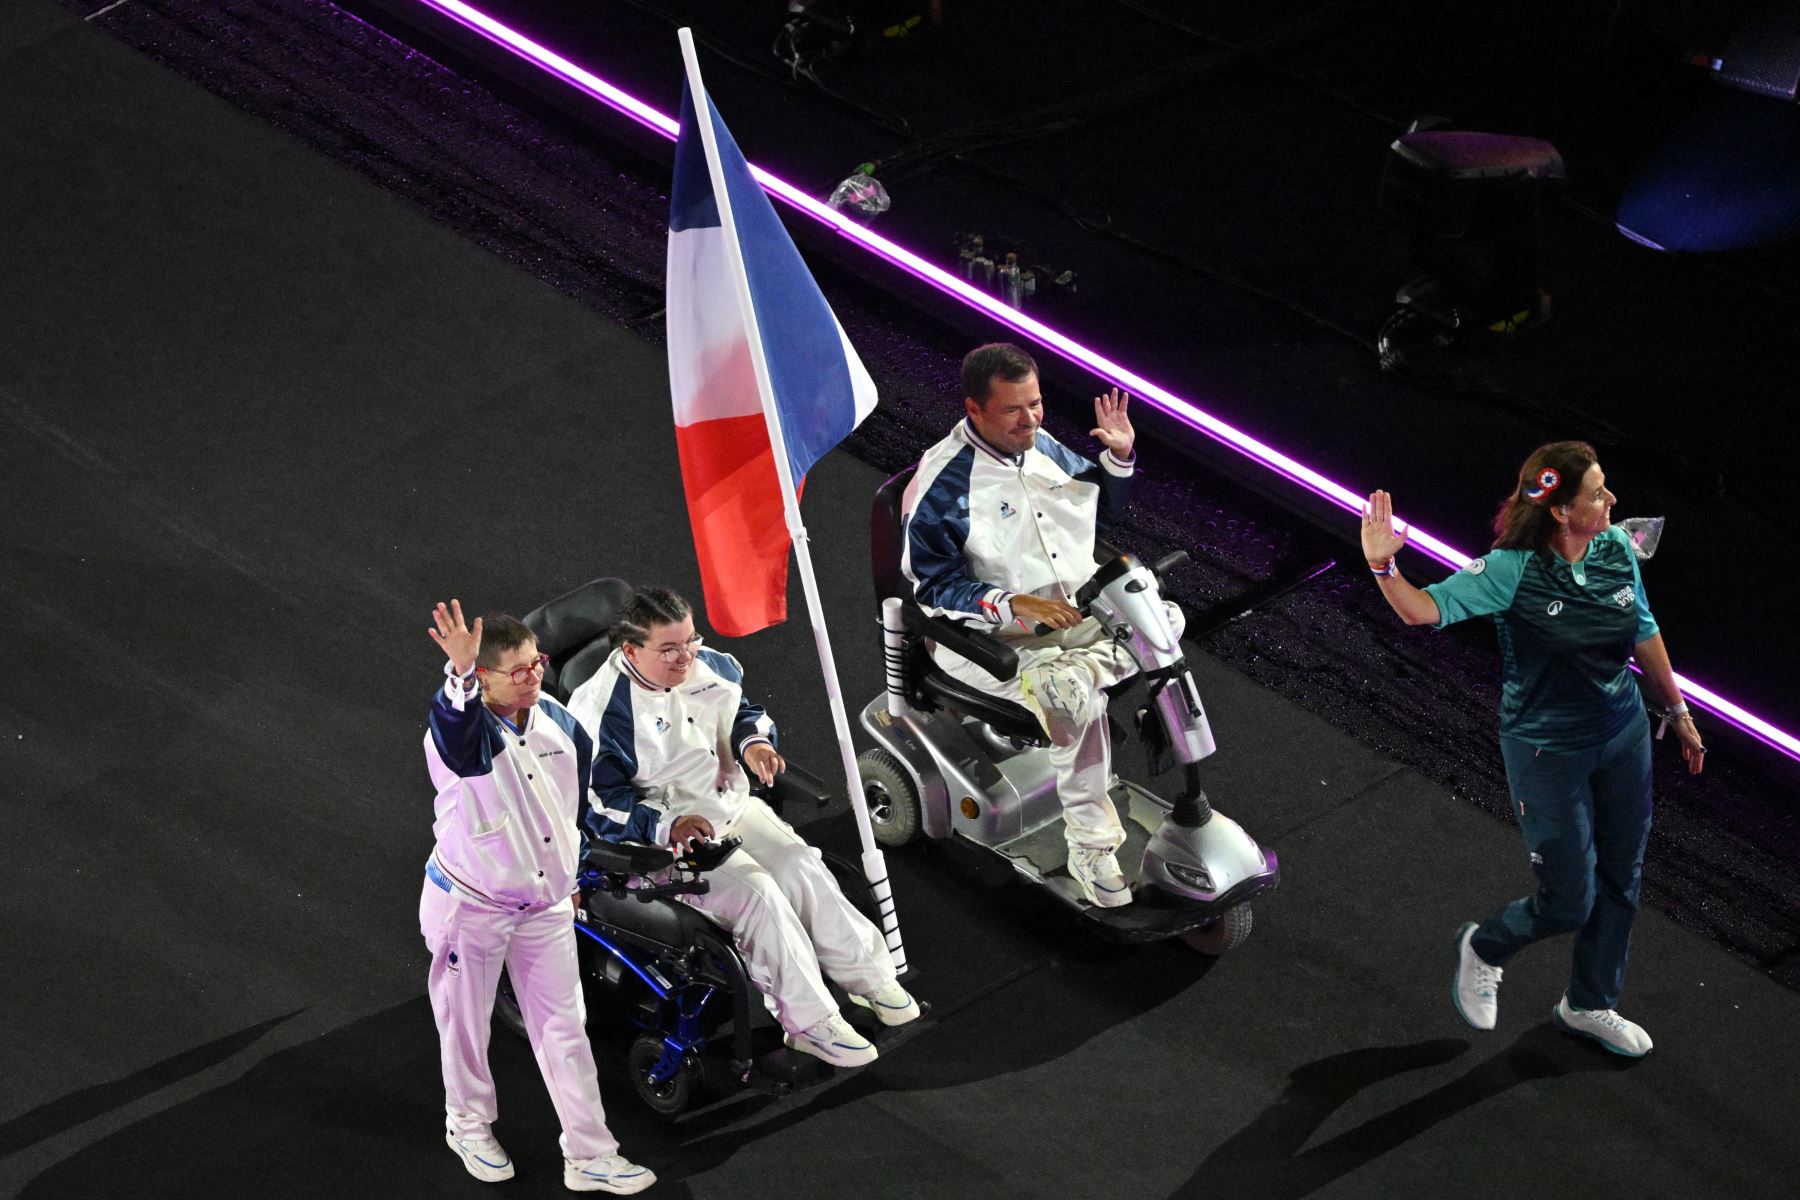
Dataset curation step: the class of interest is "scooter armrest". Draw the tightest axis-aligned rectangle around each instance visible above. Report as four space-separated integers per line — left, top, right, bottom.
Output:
916 612 1020 683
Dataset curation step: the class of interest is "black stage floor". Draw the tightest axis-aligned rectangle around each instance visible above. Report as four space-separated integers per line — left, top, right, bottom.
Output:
5 3 1800 1197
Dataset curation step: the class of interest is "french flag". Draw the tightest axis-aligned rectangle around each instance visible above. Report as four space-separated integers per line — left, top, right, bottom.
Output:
666 80 878 636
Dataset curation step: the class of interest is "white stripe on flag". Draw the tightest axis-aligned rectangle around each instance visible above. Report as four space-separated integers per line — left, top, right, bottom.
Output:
830 311 879 428
668 224 762 427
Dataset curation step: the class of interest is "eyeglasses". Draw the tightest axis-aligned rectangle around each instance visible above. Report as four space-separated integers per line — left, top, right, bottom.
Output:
642 635 703 663
476 653 550 685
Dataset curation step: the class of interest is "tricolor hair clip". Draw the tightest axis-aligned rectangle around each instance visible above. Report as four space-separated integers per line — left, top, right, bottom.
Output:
1523 467 1560 501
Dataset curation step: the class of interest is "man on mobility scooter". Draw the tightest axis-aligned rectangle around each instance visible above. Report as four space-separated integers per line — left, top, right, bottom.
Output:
902 344 1181 908
567 587 920 1069
868 344 1277 944
422 599 655 1193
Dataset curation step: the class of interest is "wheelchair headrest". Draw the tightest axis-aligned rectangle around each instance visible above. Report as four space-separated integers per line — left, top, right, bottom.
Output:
522 578 634 666
871 466 917 608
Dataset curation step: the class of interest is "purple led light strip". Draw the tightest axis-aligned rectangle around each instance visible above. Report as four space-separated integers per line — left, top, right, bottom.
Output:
406 0 1799 764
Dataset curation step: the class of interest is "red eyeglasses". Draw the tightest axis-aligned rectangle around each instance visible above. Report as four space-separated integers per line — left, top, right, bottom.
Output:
475 654 550 685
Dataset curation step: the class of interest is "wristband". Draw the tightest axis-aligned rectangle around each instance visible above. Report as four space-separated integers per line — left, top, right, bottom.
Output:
1369 558 1396 578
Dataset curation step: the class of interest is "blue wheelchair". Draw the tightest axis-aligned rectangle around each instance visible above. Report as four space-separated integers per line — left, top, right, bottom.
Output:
491 578 886 1117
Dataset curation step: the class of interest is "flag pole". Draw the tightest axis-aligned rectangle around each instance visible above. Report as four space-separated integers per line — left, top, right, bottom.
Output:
675 28 906 973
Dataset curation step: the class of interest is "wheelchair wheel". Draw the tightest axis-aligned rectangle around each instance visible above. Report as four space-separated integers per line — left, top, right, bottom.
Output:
628 1033 695 1118
1181 903 1253 955
857 749 921 847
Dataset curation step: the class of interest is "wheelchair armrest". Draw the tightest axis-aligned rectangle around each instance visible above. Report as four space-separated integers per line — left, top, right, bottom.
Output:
912 611 1020 683
582 840 675 878
762 760 834 811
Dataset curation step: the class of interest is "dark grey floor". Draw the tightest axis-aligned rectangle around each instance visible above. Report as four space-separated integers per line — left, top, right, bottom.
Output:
4 4 1799 1198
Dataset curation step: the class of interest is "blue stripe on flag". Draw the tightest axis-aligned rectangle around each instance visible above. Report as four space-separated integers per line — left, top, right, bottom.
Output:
670 86 721 233
669 81 862 485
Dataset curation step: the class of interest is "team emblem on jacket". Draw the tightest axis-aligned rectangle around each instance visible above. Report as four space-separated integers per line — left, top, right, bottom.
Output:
654 716 671 733
1546 600 1564 616
998 500 1017 519
447 949 461 977
1610 585 1635 608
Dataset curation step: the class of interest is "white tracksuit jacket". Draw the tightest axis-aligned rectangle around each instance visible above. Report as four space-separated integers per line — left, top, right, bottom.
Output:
566 647 775 844
424 677 592 908
566 646 892 1033
901 418 1133 630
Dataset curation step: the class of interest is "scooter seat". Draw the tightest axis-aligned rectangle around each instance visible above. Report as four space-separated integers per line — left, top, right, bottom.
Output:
918 669 1046 744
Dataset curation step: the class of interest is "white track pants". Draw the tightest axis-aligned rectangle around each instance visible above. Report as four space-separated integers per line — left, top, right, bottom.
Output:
934 604 1186 851
679 799 895 1035
419 880 618 1160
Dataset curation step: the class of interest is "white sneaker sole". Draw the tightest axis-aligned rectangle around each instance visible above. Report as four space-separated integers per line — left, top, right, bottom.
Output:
1551 1003 1652 1058
446 1132 514 1183
848 991 921 1026
1071 870 1133 908
565 1163 657 1194
784 1030 878 1068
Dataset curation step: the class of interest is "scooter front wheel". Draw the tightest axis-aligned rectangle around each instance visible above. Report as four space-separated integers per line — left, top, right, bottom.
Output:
1181 903 1253 955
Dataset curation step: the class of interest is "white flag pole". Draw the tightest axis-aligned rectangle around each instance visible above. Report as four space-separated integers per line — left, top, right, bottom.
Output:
676 29 906 973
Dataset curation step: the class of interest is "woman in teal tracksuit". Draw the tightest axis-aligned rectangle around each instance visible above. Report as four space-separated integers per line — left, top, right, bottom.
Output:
1360 441 1707 1057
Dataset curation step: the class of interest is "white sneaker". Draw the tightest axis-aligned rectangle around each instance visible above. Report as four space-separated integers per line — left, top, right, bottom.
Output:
1552 995 1653 1058
1069 846 1132 908
446 1130 514 1183
565 1153 656 1194
849 980 921 1026
1452 922 1502 1030
1019 662 1094 747
785 1012 878 1067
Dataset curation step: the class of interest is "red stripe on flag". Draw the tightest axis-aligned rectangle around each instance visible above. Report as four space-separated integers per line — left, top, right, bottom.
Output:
674 414 801 636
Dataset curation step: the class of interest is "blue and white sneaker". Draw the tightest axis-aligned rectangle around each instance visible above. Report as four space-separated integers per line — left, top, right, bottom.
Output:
849 981 921 1027
1552 994 1653 1058
785 1012 878 1067
1069 847 1132 908
565 1153 657 1194
445 1130 514 1183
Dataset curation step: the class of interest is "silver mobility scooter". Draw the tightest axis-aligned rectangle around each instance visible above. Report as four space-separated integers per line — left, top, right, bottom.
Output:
856 469 1279 951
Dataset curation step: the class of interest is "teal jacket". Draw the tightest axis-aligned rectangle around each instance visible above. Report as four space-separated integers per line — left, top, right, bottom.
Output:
1425 525 1657 752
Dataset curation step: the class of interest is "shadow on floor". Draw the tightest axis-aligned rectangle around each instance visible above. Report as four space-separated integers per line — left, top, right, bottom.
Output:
1167 1025 1637 1200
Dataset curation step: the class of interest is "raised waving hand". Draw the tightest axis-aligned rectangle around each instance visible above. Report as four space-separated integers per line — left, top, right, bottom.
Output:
428 599 484 676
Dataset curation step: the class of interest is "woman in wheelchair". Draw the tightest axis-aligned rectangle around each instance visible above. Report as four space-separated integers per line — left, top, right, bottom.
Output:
566 587 918 1068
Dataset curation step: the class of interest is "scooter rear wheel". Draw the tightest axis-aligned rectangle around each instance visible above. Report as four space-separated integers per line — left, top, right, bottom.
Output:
858 749 922 847
628 1033 695 1118
1181 903 1253 955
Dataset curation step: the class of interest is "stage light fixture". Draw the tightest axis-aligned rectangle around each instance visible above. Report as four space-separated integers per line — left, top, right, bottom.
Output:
1379 125 1563 361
